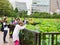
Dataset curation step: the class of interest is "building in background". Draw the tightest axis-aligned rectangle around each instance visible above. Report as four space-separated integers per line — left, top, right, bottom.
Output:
15 2 27 11
15 0 32 15
32 0 50 13
15 0 60 15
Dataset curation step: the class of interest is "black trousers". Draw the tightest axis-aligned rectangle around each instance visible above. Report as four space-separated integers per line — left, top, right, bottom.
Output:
3 30 8 42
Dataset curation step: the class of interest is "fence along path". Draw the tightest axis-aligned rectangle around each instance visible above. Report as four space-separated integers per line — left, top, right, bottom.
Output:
20 29 60 45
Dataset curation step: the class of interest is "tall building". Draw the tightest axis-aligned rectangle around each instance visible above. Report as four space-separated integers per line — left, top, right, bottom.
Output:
15 0 60 14
15 0 32 15
15 2 27 11
32 0 50 12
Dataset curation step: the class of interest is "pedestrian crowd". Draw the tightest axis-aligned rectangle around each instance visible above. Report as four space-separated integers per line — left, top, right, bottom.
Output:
0 16 27 45
0 15 39 45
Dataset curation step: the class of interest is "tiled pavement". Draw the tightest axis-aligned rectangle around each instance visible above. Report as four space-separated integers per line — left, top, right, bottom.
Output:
0 31 14 45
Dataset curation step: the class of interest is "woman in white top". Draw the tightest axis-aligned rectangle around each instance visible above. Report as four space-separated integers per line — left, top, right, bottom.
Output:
13 21 26 45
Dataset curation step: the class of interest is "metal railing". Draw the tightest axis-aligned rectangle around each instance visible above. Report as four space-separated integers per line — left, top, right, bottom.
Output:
19 29 60 45
42 32 60 45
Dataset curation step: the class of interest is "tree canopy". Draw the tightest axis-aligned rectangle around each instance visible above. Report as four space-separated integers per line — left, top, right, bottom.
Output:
0 0 12 16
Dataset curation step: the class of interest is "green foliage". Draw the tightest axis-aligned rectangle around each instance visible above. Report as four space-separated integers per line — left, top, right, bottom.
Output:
17 11 60 18
19 18 60 45
26 18 60 32
15 8 18 13
19 30 37 45
19 11 28 17
0 0 12 16
9 10 18 17
30 12 60 18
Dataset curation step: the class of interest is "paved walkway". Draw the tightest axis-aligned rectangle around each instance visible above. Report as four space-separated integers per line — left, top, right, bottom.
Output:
0 31 14 45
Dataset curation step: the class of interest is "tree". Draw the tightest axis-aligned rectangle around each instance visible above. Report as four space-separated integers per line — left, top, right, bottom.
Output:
15 8 18 13
0 0 12 16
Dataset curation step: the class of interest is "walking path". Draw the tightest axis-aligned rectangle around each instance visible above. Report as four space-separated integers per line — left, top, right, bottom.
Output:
0 31 13 45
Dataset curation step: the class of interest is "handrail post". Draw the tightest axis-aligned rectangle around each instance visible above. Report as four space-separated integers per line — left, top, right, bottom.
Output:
51 34 54 45
39 33 41 45
42 33 46 45
35 33 38 45
48 35 51 45
56 35 57 45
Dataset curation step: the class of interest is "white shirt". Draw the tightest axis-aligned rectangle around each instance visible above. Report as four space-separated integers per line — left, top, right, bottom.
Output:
3 22 9 31
13 24 26 41
4 27 9 31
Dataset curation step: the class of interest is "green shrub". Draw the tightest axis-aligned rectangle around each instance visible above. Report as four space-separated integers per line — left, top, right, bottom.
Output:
18 12 60 18
9 11 18 17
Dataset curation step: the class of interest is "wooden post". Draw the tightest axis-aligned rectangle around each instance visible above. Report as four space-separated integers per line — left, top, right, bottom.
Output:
56 35 57 45
35 33 37 45
51 34 54 45
39 33 41 45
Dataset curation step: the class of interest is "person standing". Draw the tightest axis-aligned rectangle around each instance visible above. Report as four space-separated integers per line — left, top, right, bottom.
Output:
3 18 9 43
23 18 27 24
1 15 7 32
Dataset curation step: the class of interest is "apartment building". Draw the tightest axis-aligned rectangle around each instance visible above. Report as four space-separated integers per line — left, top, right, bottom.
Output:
32 0 50 12
15 0 60 14
15 2 27 11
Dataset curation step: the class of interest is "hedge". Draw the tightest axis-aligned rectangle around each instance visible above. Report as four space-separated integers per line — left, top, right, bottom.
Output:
1 11 60 18
19 12 60 18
